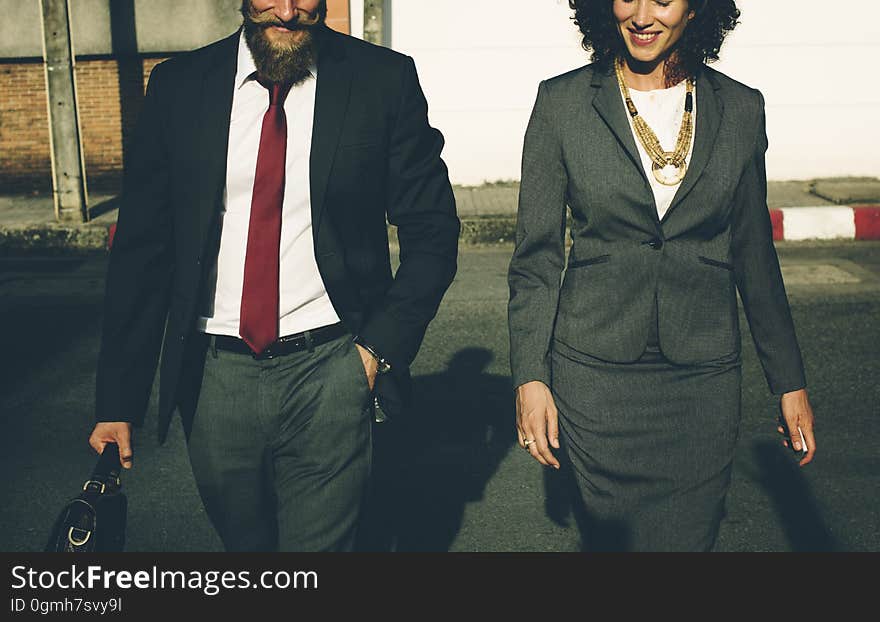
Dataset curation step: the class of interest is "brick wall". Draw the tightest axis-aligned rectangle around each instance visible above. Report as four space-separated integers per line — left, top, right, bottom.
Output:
0 2 349 196
0 62 52 194
325 0 350 36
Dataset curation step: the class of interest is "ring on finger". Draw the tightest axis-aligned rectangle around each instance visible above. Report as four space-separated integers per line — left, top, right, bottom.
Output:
523 439 536 450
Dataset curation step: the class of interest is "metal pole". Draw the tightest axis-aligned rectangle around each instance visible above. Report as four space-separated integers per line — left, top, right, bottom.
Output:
40 0 88 223
363 0 384 46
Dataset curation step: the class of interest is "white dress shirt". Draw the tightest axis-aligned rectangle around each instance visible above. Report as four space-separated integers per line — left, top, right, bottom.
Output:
621 79 697 220
198 32 341 337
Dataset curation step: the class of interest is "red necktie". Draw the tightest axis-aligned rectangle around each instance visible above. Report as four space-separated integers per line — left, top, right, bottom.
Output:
239 80 293 354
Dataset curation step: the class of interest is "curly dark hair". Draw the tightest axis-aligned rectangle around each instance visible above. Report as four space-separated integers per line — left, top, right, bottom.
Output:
569 0 740 83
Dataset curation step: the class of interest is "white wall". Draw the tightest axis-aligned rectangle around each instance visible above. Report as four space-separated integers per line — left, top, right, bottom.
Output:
349 0 365 39
712 1 879 180
381 0 880 185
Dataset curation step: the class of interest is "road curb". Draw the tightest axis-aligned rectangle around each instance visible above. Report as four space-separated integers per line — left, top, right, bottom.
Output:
452 206 880 245
0 222 110 254
3 205 879 253
772 205 880 241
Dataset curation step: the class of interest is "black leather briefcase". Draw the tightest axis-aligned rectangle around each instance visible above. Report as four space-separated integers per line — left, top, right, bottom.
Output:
45 443 127 552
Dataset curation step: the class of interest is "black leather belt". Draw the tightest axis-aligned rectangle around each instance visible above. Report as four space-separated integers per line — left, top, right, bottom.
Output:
211 322 349 360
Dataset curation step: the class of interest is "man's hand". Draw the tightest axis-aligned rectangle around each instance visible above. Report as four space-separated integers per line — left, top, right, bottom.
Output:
515 380 560 469
777 388 817 467
354 344 378 392
89 422 134 469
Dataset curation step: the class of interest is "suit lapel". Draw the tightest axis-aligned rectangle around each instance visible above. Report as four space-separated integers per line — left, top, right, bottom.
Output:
310 27 353 237
195 31 238 250
661 67 724 224
590 68 658 223
591 68 648 180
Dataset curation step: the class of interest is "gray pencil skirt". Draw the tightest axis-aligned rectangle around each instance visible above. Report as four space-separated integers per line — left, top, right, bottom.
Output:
550 338 742 552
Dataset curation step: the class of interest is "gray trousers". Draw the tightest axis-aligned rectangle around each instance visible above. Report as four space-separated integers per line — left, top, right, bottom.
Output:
186 332 373 552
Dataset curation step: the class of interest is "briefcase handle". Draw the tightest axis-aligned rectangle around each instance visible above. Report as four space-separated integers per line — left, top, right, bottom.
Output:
93 443 122 482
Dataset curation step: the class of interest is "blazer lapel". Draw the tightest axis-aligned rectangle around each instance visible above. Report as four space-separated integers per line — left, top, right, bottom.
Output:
590 68 658 224
310 27 353 237
591 68 650 185
661 66 724 223
195 31 238 250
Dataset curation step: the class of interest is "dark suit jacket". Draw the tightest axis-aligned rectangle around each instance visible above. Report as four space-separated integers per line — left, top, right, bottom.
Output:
96 27 460 442
508 64 805 395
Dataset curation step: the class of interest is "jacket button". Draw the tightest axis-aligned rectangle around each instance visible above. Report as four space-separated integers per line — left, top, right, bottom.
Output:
648 238 664 250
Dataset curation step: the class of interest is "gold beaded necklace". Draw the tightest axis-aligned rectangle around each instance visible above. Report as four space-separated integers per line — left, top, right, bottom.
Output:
614 56 695 186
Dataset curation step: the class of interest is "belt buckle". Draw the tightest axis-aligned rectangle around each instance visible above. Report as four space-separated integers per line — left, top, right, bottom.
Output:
280 333 309 351
251 332 313 360
253 346 276 360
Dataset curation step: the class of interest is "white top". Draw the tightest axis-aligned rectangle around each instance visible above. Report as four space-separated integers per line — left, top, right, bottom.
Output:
621 79 697 220
198 32 341 337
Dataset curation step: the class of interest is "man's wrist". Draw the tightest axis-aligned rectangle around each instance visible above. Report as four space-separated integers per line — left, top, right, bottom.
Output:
353 336 392 374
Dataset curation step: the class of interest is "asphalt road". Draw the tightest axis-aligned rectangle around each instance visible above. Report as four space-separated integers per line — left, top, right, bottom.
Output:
1 242 878 552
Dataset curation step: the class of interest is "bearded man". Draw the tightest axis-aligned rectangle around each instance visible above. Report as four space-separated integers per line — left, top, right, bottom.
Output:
89 0 459 552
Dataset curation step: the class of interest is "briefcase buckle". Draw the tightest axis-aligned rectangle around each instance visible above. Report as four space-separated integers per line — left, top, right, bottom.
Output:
82 480 106 494
68 527 92 547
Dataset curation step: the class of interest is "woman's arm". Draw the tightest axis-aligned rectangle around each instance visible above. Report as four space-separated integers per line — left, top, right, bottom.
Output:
508 80 569 468
508 81 568 389
730 91 806 394
731 91 816 466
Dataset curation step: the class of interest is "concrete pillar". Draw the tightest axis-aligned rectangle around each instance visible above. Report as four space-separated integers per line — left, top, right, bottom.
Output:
40 0 88 223
363 0 383 46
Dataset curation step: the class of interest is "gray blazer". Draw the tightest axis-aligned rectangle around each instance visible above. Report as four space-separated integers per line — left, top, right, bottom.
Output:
508 64 806 395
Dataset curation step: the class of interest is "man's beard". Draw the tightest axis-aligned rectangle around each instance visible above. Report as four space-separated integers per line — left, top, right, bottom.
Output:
240 0 325 84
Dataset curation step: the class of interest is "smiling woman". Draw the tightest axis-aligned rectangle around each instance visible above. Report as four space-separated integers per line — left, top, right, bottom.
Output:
508 0 818 551
571 0 739 87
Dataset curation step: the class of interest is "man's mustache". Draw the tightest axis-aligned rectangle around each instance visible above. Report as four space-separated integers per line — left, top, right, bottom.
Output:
246 7 324 29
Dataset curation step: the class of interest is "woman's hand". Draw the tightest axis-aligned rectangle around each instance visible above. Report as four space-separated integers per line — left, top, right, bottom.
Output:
777 388 816 467
515 381 560 469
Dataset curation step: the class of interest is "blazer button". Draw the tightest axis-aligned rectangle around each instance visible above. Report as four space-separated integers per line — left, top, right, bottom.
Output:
648 238 664 250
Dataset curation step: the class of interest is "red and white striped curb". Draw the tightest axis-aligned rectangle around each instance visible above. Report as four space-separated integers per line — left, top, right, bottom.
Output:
770 205 880 241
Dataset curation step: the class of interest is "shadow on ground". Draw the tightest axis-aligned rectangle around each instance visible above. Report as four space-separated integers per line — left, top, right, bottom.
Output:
356 347 516 551
749 441 839 552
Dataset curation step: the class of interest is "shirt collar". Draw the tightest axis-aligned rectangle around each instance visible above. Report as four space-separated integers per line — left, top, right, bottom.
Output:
235 29 318 90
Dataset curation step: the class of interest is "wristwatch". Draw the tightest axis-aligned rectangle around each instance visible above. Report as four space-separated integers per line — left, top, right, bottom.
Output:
353 336 392 375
